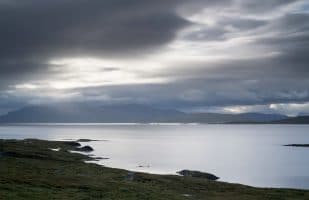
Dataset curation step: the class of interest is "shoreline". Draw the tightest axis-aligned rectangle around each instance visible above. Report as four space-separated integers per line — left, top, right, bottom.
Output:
1 138 309 199
1 123 309 126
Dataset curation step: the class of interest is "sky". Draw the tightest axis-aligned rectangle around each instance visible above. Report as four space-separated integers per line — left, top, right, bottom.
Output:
0 0 309 116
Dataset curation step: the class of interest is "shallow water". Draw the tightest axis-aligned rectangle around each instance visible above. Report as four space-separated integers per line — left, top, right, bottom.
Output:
0 124 309 189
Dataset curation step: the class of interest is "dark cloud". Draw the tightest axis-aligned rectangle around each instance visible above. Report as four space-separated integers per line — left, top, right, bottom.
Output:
0 0 192 89
0 0 190 60
61 76 309 111
0 59 53 89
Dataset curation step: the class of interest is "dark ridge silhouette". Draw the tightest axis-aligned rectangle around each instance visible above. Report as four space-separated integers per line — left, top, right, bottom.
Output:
0 103 289 123
273 116 309 124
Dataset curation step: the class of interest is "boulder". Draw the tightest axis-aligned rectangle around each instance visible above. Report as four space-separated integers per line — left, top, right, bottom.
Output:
76 145 94 152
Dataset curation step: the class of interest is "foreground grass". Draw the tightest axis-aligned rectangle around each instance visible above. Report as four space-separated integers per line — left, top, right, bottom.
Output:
0 139 308 200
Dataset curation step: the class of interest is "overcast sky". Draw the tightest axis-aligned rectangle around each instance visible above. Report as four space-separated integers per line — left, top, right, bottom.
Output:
0 0 309 116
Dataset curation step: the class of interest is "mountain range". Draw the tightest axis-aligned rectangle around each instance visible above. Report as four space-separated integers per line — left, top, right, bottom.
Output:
0 103 307 124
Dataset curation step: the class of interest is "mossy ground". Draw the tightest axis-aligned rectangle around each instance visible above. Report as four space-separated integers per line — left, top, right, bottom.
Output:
0 139 308 200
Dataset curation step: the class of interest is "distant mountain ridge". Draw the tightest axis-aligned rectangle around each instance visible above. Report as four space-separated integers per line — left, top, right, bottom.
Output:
272 116 309 124
0 103 297 124
0 104 183 123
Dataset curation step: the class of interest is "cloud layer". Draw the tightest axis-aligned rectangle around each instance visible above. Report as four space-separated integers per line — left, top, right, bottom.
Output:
0 0 309 115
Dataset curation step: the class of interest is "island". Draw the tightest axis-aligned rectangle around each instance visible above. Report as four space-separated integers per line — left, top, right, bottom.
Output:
284 144 309 147
1 139 308 199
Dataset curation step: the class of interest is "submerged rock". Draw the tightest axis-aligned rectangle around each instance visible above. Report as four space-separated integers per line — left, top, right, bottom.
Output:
137 165 151 168
77 139 98 142
177 170 219 180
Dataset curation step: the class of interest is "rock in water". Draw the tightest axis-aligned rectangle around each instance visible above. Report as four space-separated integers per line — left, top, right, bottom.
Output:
76 146 94 152
177 170 219 180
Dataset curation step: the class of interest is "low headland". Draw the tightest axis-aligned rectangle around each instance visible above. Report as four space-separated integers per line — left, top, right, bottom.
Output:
1 139 308 199
284 144 309 147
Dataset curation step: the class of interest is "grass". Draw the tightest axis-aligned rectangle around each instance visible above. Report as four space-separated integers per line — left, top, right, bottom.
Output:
0 139 309 200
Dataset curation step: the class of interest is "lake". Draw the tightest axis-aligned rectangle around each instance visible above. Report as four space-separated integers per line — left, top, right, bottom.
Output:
0 124 309 189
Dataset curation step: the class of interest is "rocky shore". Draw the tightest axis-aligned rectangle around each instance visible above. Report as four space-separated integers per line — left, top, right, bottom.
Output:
0 139 308 199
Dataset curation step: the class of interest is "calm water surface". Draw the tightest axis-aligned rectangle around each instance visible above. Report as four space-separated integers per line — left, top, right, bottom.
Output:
0 124 308 189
